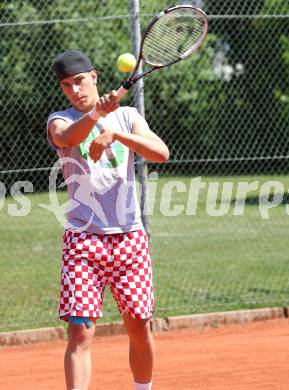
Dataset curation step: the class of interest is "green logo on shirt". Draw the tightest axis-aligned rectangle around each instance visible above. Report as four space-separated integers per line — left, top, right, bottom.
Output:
79 127 125 168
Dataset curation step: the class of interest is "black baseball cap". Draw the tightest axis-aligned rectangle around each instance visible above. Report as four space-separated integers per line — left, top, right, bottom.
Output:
52 50 95 81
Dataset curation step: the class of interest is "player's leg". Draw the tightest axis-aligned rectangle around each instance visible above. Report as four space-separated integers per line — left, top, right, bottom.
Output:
123 314 154 388
64 318 96 390
109 229 154 389
59 229 107 390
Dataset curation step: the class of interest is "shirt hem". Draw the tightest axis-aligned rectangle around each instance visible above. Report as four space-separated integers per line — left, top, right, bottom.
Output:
66 222 144 235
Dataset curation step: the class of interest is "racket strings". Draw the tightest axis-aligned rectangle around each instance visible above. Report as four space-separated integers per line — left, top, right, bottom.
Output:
144 23 204 63
146 16 205 61
145 23 204 51
144 24 203 64
143 8 207 66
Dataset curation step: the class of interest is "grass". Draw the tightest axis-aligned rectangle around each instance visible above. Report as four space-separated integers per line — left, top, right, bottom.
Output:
1 174 289 332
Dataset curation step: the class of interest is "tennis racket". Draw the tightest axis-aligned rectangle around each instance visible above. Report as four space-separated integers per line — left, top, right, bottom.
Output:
116 4 208 101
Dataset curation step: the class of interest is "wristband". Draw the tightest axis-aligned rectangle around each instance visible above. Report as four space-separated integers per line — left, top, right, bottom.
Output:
88 107 100 121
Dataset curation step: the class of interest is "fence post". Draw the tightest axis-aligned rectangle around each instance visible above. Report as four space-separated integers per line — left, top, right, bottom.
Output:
129 0 149 235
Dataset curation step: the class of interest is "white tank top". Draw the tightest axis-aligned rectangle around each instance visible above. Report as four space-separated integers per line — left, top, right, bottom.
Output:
47 106 143 234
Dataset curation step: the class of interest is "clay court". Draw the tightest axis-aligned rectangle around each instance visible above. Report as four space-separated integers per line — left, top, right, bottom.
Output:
1 318 289 389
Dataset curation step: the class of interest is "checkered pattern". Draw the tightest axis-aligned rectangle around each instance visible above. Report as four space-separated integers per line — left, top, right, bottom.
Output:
59 228 154 321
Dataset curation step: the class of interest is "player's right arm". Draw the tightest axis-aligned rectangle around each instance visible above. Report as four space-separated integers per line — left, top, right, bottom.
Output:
49 91 118 148
49 115 96 148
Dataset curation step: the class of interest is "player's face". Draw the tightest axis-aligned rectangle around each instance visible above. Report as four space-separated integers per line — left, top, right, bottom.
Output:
60 71 98 112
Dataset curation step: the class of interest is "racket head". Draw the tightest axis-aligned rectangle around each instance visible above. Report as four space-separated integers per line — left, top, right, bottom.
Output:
141 5 208 68
117 5 208 99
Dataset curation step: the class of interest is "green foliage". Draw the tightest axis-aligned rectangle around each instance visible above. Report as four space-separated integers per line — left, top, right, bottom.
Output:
0 0 289 177
144 34 223 161
277 34 289 118
262 0 289 14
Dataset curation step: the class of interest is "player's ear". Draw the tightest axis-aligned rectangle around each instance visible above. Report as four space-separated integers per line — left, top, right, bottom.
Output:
91 70 97 85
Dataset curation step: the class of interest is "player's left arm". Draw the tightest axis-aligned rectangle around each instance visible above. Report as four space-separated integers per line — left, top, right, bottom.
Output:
115 114 169 163
89 114 169 163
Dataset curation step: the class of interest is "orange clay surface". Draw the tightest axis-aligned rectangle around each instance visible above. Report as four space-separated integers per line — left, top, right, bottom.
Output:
1 318 289 390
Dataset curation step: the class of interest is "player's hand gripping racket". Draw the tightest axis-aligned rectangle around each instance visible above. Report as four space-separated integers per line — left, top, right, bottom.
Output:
116 5 208 101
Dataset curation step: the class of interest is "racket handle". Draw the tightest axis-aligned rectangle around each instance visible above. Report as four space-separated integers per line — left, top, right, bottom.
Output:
116 86 129 102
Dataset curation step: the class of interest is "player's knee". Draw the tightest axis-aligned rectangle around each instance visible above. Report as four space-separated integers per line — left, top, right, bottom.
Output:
124 316 151 343
68 327 94 350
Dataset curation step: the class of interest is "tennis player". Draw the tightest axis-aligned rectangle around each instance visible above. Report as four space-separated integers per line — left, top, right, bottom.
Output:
47 50 169 390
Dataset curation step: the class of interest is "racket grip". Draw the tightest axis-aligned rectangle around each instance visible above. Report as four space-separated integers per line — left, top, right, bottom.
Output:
116 86 129 102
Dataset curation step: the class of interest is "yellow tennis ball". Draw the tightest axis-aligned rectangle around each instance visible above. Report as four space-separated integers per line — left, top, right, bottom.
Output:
116 53 136 73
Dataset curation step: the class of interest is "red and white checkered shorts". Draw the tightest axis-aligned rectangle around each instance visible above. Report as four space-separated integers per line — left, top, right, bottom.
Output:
59 228 154 321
